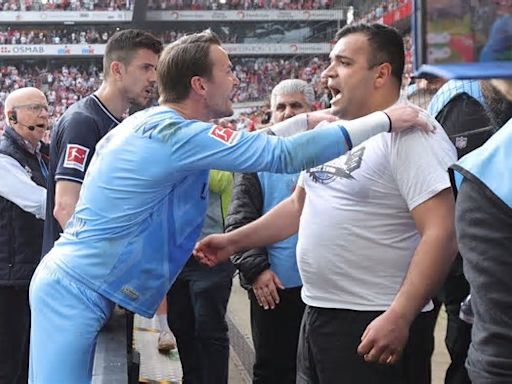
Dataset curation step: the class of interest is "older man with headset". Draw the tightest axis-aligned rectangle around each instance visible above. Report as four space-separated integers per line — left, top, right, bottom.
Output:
0 87 49 384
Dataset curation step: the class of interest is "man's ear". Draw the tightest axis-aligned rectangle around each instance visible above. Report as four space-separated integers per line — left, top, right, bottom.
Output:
374 62 392 88
190 76 207 96
110 61 124 80
8 110 17 123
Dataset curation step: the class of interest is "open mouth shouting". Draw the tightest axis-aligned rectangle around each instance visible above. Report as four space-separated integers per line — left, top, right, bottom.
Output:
144 87 153 99
329 85 342 104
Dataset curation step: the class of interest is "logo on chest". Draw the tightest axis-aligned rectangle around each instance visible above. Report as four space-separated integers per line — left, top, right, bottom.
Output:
307 146 365 184
24 165 32 178
455 136 468 149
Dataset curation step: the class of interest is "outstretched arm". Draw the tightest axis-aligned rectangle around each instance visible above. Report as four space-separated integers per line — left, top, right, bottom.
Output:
180 104 434 175
194 185 306 267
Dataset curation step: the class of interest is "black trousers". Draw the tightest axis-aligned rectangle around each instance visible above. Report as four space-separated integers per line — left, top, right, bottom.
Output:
249 286 305 384
432 265 472 384
0 286 30 384
167 258 234 384
297 306 435 384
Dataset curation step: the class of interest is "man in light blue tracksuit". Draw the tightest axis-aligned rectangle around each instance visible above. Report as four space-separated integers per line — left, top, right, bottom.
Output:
28 29 428 383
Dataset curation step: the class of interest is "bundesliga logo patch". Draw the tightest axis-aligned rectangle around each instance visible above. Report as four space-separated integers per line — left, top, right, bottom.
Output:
64 144 89 171
208 126 239 145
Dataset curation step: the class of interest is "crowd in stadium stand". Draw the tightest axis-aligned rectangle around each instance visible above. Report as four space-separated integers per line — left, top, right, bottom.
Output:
231 56 330 106
0 27 113 45
148 0 334 10
0 22 329 45
0 27 413 130
0 63 102 130
357 0 409 23
0 0 132 11
0 26 228 45
0 56 332 131
0 0 415 131
159 28 239 43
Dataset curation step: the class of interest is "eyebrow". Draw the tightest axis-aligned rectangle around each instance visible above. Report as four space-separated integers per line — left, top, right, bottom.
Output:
276 101 305 108
330 54 353 62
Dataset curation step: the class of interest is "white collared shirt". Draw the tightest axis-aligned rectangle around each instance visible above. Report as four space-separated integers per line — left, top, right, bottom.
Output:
0 154 46 219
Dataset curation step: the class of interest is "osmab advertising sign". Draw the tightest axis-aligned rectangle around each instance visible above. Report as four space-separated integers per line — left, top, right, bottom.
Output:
0 45 45 54
0 44 104 56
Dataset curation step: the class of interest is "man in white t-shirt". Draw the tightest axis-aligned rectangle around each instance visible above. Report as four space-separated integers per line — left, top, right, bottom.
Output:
194 23 458 384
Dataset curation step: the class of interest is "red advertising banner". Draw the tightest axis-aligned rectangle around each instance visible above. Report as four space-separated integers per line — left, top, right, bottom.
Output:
382 1 412 26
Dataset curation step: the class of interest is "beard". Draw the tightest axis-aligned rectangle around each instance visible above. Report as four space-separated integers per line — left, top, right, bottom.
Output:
482 80 512 129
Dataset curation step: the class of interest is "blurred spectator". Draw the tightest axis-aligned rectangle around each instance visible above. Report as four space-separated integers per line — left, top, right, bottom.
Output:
357 0 410 23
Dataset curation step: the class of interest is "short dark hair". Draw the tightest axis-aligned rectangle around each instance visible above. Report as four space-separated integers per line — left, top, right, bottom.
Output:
335 23 405 86
157 29 222 103
103 29 163 79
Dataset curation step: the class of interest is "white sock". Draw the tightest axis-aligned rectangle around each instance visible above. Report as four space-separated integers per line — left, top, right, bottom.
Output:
157 314 171 333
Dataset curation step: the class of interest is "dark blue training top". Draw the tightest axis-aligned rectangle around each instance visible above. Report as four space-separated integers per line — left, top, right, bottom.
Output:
42 94 120 256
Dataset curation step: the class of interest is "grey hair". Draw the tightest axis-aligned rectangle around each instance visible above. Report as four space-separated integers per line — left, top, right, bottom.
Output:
270 79 315 110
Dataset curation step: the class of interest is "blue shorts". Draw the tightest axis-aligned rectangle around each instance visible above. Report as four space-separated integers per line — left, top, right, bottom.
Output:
29 256 114 384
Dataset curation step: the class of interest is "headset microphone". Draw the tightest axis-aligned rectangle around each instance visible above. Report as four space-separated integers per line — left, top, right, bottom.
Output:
9 111 37 131
18 121 36 131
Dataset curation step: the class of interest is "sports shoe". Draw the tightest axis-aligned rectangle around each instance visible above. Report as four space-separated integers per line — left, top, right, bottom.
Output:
158 330 176 352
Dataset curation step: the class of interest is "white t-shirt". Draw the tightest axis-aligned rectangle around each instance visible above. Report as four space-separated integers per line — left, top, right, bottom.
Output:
297 126 457 311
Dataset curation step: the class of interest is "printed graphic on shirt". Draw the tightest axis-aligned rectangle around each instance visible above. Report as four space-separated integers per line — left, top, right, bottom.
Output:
63 144 90 172
208 125 239 145
455 136 468 149
24 165 32 178
307 146 365 184
67 215 86 237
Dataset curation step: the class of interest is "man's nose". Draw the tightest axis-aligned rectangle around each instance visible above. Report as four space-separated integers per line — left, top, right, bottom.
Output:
284 106 295 118
39 108 50 118
148 68 157 82
321 64 335 78
232 74 240 86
